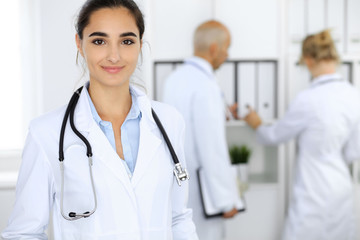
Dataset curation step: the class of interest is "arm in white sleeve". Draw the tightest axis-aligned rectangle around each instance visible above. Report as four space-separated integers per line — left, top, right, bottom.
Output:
171 115 198 240
1 130 55 240
256 93 312 145
344 120 360 163
192 86 238 212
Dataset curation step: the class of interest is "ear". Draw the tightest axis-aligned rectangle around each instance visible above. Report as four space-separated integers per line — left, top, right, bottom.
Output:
304 57 314 69
209 42 219 58
75 34 84 57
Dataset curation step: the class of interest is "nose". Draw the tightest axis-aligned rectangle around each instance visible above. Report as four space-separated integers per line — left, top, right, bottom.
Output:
106 45 121 63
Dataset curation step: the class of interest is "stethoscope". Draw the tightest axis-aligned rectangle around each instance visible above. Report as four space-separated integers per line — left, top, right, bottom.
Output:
58 86 189 221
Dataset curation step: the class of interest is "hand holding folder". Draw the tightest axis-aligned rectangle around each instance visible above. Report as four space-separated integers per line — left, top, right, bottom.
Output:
196 168 246 219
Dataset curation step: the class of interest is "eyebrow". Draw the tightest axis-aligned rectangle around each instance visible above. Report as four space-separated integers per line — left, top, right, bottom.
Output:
88 31 138 38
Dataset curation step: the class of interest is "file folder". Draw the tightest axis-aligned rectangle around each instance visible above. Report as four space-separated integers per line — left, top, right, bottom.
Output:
196 168 246 218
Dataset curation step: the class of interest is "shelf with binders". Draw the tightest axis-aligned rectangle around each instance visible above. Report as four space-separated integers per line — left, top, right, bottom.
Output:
153 59 279 117
217 59 280 187
153 59 282 187
216 59 278 123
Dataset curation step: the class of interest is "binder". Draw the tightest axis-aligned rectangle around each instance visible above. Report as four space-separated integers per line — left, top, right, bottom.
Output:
196 168 246 219
238 62 256 117
258 62 275 120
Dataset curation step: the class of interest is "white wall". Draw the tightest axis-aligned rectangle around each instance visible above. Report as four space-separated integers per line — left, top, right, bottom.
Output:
39 0 86 113
150 0 212 60
215 0 279 59
1 0 360 239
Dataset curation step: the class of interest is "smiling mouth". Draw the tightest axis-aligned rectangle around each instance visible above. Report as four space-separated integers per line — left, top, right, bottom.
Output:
102 66 124 74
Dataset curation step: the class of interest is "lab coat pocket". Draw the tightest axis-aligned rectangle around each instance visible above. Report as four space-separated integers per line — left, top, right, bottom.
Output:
62 144 96 216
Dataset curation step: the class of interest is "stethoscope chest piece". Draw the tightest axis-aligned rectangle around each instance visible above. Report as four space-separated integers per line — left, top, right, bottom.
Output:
58 87 189 221
59 87 97 221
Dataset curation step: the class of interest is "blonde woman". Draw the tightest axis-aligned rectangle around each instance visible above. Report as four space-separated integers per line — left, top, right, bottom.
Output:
245 30 360 240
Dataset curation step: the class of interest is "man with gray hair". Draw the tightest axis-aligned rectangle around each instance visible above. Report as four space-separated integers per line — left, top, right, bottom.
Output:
163 20 239 240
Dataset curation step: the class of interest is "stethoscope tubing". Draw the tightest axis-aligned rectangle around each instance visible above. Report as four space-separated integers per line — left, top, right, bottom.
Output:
69 88 92 157
59 89 78 161
58 86 188 221
59 86 97 220
60 156 97 221
151 109 179 165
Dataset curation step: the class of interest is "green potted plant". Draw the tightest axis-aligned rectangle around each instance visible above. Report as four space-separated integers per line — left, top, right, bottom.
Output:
229 145 251 187
229 145 252 165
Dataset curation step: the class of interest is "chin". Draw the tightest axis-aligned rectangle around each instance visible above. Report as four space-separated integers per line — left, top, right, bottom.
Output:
93 77 130 89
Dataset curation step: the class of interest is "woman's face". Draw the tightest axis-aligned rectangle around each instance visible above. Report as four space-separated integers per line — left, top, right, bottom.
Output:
76 7 142 88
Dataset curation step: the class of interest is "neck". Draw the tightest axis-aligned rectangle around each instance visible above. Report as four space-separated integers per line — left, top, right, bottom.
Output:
194 52 214 70
88 80 132 123
309 61 337 78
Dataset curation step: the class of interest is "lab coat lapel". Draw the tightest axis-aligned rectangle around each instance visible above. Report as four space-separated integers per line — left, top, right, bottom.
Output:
71 84 163 193
73 86 93 133
88 125 131 178
70 86 137 203
131 88 162 188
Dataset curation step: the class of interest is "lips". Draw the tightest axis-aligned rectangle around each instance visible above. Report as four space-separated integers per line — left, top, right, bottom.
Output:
102 66 124 74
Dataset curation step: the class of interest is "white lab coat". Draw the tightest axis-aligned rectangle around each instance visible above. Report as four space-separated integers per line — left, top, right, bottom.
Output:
163 57 239 240
1 85 198 240
256 73 360 240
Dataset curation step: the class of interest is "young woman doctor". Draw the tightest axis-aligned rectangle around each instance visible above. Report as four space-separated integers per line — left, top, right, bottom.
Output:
245 30 360 240
1 0 198 239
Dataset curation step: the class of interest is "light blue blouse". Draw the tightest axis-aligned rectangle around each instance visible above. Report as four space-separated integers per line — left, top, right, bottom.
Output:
84 85 141 178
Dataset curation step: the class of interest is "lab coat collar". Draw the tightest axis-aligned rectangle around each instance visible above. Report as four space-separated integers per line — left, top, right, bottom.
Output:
185 56 215 79
85 117 161 200
310 73 342 88
129 84 156 127
74 83 157 132
73 84 95 133
73 82 162 189
84 83 142 126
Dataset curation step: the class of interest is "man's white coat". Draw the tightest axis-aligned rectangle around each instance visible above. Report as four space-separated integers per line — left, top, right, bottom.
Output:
163 57 239 240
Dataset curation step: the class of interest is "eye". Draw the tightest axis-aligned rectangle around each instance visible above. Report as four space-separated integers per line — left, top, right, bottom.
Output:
122 39 134 45
92 39 105 45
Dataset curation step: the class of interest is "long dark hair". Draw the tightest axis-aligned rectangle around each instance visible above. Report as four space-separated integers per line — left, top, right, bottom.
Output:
76 0 145 40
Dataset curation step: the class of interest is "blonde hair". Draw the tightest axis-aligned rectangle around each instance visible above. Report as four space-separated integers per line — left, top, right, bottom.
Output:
300 29 339 64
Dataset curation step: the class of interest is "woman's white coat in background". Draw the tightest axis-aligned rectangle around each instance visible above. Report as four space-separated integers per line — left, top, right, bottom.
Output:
163 57 239 240
256 73 360 240
1 85 198 240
